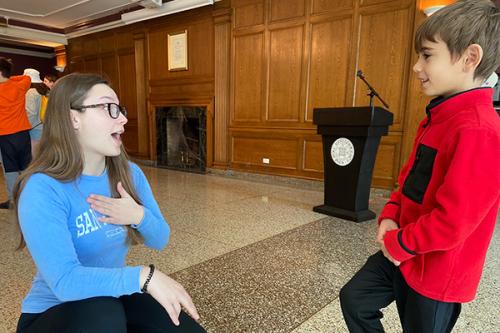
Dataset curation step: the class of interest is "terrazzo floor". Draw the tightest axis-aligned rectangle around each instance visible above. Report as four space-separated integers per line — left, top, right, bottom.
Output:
0 165 498 332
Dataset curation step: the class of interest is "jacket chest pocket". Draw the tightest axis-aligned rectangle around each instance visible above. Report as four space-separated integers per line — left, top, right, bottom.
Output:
402 143 437 204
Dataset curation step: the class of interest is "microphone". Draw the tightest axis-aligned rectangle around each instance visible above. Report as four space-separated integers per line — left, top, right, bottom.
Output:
356 70 389 109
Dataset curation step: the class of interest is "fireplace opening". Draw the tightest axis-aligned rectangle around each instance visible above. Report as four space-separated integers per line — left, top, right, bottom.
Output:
156 106 206 173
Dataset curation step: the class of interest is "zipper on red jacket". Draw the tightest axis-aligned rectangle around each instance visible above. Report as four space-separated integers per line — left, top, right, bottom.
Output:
416 120 431 147
417 103 433 143
405 117 430 188
413 104 433 281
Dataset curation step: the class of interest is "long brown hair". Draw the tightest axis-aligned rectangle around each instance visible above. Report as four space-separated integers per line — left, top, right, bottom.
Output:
13 73 143 249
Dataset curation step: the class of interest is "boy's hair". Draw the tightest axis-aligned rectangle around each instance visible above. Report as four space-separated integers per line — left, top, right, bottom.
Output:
0 57 13 78
415 0 500 80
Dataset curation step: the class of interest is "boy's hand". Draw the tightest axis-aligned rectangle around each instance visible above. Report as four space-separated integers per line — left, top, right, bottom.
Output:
377 219 401 266
380 242 401 266
87 182 144 226
376 219 398 243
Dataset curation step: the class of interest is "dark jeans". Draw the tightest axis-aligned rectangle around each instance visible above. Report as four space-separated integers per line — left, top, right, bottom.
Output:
17 293 207 333
0 130 31 172
340 251 461 333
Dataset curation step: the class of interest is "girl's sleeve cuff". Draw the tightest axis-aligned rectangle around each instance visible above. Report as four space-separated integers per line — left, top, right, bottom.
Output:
131 207 149 230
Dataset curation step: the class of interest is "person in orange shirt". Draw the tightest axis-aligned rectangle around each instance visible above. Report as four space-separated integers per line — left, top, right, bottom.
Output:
0 57 32 209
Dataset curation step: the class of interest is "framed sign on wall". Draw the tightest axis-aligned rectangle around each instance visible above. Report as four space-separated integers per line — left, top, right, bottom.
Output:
167 30 188 71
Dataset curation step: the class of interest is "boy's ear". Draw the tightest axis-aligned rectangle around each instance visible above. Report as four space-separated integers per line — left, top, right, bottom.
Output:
463 44 483 73
70 110 81 130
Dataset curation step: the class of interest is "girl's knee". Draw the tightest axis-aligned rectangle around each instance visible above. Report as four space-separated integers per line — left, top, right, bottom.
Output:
67 297 127 333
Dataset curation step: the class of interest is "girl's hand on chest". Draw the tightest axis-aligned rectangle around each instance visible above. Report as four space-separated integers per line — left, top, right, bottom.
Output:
86 181 144 226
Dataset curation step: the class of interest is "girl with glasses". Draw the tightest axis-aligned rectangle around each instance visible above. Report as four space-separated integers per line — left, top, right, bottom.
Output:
13 73 206 333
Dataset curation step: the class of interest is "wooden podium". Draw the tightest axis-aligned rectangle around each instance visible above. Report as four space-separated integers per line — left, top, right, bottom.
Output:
313 107 393 222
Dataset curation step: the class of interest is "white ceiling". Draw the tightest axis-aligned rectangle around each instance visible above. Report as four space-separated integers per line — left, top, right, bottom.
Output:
0 0 143 29
0 0 215 47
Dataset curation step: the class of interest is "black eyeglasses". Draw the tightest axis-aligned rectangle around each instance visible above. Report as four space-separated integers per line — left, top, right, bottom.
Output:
73 103 127 119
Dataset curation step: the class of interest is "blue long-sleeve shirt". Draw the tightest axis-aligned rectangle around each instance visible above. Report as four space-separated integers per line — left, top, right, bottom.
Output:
18 162 170 313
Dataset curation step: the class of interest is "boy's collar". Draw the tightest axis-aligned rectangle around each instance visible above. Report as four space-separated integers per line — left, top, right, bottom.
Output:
424 87 494 124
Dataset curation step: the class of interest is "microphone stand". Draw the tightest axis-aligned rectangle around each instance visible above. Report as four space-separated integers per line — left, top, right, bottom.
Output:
356 70 390 111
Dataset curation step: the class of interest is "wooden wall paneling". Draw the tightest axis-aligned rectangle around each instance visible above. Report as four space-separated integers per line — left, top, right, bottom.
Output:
206 99 215 168
270 0 306 22
361 0 396 7
146 9 215 100
232 32 265 123
231 132 298 170
99 34 116 54
101 53 119 92
145 8 216 161
115 29 135 51
352 1 415 187
134 33 150 158
83 38 99 56
188 18 215 77
311 0 353 14
344 0 361 107
146 29 168 81
372 134 401 188
69 58 84 73
354 4 413 131
300 2 312 127
267 24 304 122
149 77 214 102
68 39 83 56
296 135 304 175
306 16 353 121
65 0 423 186
214 8 232 166
302 136 323 172
118 50 137 115
148 101 156 161
146 4 214 32
84 56 101 74
230 129 324 179
123 118 139 156
148 16 214 81
233 0 264 29
118 50 139 154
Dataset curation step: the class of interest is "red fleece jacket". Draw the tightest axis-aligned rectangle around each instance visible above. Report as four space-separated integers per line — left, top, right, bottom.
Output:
379 88 500 303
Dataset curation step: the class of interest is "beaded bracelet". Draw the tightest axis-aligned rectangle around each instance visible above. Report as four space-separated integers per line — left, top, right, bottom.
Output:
141 264 155 293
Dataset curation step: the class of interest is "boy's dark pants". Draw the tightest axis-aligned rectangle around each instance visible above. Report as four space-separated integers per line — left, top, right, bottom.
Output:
340 251 461 333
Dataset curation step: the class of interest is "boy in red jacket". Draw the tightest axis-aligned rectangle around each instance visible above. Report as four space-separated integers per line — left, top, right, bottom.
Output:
340 1 500 332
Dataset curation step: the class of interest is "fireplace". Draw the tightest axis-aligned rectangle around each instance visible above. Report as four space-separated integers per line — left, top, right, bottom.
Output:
156 106 206 173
